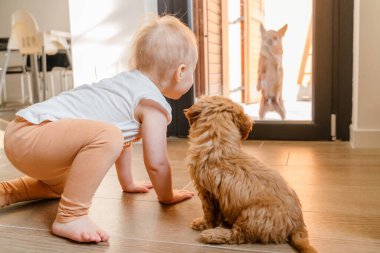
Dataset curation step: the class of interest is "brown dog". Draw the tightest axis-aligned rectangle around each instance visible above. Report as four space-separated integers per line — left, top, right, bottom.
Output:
257 24 287 120
185 96 316 253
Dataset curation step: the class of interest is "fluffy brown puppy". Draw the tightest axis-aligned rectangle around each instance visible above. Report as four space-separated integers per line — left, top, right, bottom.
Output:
185 96 316 253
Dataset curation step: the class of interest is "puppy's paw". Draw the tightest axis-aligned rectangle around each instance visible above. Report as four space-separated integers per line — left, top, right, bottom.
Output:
201 227 231 244
190 217 210 231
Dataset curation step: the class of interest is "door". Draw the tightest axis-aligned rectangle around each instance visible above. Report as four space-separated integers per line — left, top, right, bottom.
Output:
247 0 332 140
192 0 353 140
157 0 195 137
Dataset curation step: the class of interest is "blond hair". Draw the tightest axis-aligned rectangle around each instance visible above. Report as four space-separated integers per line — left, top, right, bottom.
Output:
128 15 197 78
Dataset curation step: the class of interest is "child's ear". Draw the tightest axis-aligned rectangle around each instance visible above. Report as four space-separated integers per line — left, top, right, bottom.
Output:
278 24 288 37
175 64 186 83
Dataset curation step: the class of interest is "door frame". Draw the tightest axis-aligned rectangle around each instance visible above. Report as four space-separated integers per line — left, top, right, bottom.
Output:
249 0 333 140
157 0 195 137
333 0 353 141
160 0 353 141
250 0 353 141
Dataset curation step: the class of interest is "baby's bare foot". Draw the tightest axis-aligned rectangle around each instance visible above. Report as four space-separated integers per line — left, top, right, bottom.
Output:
123 181 153 193
52 215 109 243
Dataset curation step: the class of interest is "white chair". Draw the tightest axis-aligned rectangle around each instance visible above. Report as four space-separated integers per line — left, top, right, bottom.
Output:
41 30 73 99
0 10 42 106
0 10 72 106
0 49 32 106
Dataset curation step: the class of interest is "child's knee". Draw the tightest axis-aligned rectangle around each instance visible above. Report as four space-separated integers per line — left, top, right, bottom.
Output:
99 125 124 155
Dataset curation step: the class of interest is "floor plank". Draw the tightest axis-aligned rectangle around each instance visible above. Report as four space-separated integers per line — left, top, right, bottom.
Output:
1 137 380 252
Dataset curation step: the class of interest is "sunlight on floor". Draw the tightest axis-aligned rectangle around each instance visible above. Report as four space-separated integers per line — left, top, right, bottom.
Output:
243 100 312 121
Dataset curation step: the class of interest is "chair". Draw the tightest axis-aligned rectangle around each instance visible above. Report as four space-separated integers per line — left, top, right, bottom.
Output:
0 10 42 107
40 30 73 99
0 10 72 107
0 48 32 106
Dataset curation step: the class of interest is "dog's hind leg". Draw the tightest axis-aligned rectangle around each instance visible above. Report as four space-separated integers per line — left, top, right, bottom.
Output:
200 223 247 244
259 95 267 120
191 192 224 231
200 227 232 244
273 99 286 120
204 206 286 245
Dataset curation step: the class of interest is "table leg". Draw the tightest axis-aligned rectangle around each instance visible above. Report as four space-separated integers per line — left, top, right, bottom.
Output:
30 54 40 103
0 49 11 103
42 46 47 101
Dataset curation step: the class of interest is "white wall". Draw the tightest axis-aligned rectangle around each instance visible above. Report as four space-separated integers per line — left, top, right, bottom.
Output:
0 0 70 37
0 0 70 101
68 0 157 86
1 0 157 88
351 0 380 148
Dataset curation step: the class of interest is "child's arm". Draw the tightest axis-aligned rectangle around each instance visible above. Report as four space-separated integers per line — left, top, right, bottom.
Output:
137 99 194 204
115 145 153 193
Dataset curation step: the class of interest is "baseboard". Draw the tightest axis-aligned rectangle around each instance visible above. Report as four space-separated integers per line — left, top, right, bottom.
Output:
350 125 380 148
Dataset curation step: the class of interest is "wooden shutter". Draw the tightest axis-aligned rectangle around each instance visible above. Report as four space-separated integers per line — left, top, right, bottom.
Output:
193 0 227 97
242 0 264 103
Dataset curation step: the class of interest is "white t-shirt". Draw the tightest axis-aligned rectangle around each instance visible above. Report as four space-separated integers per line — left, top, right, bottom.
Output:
16 70 172 143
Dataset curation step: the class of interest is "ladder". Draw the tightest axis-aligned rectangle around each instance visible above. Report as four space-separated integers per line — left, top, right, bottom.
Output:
297 20 312 101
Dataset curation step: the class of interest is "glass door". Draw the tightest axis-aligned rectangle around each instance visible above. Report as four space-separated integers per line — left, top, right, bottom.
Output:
230 0 313 121
229 0 332 140
162 0 353 141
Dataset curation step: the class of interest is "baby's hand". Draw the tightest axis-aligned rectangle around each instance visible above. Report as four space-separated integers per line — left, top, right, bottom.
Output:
159 189 194 205
122 181 153 193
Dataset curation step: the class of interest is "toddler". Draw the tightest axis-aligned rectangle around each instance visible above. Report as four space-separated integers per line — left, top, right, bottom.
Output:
0 15 197 243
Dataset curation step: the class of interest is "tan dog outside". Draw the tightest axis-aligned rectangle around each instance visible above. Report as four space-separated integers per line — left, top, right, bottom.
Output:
185 96 317 253
257 24 287 120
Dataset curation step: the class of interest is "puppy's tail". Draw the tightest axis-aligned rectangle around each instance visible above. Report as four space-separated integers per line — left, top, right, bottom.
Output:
289 230 317 253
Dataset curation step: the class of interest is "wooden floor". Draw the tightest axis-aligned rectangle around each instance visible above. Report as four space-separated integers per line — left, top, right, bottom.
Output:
1 131 380 252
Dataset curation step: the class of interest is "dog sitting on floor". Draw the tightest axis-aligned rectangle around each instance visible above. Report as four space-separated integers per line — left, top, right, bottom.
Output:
184 96 317 253
257 24 287 120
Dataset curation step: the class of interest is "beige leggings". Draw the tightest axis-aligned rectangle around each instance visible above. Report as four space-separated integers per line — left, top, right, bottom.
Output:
2 117 124 222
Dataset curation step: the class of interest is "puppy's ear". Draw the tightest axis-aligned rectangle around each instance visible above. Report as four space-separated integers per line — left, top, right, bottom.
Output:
278 24 288 37
235 113 253 140
184 105 201 126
